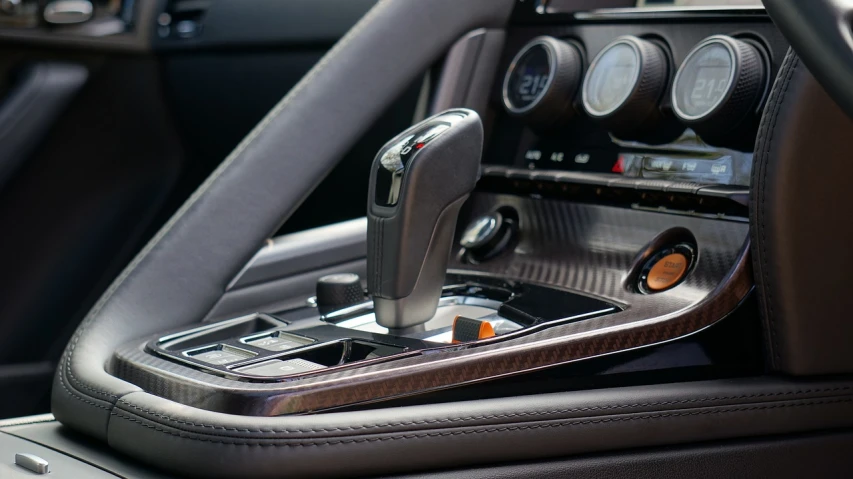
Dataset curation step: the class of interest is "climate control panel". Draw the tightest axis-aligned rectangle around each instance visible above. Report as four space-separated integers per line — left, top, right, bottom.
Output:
485 17 786 189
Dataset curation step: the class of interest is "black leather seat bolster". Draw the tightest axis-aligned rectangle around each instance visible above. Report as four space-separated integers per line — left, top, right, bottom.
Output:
751 48 853 375
102 376 853 478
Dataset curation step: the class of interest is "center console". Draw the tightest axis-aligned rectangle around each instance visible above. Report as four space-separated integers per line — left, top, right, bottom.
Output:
98 5 787 416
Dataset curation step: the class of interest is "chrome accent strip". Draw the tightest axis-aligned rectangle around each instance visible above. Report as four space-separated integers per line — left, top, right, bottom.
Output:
323 294 504 321
573 6 766 20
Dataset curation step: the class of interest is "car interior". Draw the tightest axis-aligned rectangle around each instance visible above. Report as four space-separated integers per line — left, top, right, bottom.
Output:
1 0 853 477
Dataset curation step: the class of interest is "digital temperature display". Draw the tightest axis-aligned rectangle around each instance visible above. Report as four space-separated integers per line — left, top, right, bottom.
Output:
673 42 734 119
505 44 552 110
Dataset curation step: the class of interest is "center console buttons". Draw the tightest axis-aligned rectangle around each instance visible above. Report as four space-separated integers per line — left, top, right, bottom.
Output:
185 344 256 366
503 36 584 129
241 331 314 352
235 358 325 377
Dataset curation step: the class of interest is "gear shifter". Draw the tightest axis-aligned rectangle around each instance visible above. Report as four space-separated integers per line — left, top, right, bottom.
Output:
367 109 483 332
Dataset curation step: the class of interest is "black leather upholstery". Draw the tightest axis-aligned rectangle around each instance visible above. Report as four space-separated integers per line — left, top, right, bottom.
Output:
751 49 853 375
104 377 853 477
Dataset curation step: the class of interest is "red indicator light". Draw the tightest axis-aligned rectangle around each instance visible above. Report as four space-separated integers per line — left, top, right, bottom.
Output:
611 156 625 174
415 142 425 150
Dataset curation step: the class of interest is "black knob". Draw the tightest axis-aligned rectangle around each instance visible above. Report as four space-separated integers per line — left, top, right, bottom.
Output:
502 36 584 130
582 36 681 144
672 35 768 150
316 273 363 315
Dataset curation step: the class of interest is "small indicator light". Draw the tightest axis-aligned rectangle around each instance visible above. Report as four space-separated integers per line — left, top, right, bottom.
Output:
612 156 625 174
415 142 425 150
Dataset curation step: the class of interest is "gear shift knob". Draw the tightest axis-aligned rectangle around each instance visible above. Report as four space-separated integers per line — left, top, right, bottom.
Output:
367 109 483 331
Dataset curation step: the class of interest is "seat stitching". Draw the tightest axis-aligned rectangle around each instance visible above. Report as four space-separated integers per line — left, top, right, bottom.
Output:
108 398 853 447
114 386 853 434
756 50 799 368
57 357 112 411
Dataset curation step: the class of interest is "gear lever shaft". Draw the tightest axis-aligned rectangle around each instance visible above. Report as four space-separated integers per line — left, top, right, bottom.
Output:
366 109 483 331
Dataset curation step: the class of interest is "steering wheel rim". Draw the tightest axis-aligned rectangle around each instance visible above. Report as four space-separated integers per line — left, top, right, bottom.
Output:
763 0 853 119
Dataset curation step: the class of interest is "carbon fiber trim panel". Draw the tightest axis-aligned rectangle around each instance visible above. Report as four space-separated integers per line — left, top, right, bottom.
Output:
112 193 750 415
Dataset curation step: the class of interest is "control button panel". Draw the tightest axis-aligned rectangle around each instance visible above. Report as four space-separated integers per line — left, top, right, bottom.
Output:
514 128 751 187
241 331 314 352
147 313 424 382
185 344 256 365
235 358 325 377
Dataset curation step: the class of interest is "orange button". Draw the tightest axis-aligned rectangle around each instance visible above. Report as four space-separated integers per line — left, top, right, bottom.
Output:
646 253 689 291
451 316 496 343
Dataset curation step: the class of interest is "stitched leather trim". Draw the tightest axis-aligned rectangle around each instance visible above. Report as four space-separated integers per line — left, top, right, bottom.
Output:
114 386 853 434
109 398 853 447
751 48 801 369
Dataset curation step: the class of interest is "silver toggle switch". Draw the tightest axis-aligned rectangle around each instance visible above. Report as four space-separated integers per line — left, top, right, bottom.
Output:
15 453 50 474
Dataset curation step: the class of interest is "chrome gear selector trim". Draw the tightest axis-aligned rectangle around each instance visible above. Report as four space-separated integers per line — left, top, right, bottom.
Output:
366 109 483 331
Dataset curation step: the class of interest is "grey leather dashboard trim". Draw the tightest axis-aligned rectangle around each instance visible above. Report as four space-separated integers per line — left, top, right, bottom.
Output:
102 377 853 477
52 0 515 442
